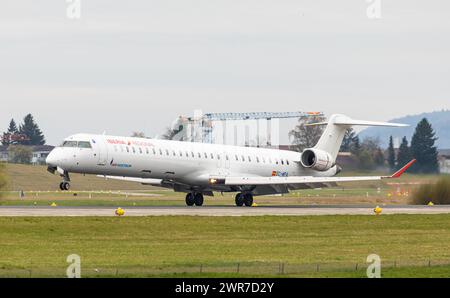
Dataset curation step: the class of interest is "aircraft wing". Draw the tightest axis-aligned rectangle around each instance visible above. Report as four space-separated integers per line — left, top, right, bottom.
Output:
210 160 416 187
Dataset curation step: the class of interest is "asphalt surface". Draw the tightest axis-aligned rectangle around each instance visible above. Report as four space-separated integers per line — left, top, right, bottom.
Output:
0 205 449 217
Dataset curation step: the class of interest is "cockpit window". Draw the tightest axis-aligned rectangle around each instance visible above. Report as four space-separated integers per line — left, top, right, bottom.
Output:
61 141 92 148
62 141 77 147
78 141 92 149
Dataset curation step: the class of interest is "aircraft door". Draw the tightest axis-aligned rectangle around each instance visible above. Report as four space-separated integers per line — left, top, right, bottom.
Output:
92 136 109 166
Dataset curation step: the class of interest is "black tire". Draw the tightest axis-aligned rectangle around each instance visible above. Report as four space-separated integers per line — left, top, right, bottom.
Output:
63 182 70 191
244 193 253 207
59 182 64 191
185 193 195 206
235 193 244 207
194 193 204 206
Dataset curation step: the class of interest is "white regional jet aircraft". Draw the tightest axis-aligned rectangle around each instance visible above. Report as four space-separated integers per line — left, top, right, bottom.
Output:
46 114 416 207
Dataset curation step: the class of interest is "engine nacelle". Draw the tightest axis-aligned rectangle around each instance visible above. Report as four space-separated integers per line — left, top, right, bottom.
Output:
300 148 334 171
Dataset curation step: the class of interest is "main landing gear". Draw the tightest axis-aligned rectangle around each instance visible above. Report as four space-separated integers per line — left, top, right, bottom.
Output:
185 192 204 206
235 193 253 207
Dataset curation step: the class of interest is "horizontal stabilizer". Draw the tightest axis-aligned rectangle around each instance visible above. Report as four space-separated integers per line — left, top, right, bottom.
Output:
333 118 408 127
307 115 408 127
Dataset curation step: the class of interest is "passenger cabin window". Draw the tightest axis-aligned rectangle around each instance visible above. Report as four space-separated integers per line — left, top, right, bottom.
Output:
132 147 136 154
235 155 239 161
210 153 214 159
139 147 143 154
126 147 130 153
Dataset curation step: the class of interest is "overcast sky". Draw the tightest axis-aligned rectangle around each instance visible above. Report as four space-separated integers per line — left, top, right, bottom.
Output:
1 0 449 145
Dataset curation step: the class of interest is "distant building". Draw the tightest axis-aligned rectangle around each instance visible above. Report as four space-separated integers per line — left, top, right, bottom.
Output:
31 145 55 165
0 146 7 162
438 149 450 174
0 145 54 165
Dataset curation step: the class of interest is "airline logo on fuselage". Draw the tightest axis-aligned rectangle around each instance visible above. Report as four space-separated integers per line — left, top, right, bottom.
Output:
110 158 132 168
272 171 289 177
107 138 155 147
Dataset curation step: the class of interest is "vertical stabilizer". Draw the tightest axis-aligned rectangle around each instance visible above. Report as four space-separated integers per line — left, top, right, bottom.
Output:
313 114 408 163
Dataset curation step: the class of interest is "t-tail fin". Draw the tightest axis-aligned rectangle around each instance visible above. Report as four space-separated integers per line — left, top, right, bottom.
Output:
313 114 407 162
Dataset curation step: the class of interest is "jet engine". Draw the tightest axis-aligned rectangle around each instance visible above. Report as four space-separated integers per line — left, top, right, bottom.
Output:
300 148 334 171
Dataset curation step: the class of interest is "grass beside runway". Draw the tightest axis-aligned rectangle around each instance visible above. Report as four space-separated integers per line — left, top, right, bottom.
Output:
0 214 449 277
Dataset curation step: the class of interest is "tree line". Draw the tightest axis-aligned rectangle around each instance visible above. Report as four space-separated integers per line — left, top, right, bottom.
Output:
1 114 47 164
290 116 439 174
387 118 439 173
1 114 46 146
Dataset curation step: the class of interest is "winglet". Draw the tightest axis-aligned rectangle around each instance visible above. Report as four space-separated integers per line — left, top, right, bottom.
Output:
389 159 416 178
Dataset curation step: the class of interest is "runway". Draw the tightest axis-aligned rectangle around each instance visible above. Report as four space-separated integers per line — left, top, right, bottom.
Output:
1 205 450 217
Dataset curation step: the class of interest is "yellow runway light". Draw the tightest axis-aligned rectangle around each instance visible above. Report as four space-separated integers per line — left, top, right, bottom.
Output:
374 206 382 215
115 207 125 216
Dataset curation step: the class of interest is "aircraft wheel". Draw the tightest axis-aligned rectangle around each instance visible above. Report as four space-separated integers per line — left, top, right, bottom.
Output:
244 193 253 207
59 182 64 191
235 193 244 207
185 193 195 206
62 182 71 191
194 193 204 206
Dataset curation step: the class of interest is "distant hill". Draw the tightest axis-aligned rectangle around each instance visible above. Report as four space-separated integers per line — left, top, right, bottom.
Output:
358 110 450 149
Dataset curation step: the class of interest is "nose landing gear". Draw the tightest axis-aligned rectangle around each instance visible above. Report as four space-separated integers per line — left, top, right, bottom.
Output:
58 170 71 191
59 181 70 191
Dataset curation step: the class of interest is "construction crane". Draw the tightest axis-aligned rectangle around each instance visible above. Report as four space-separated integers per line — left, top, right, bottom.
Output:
169 111 324 146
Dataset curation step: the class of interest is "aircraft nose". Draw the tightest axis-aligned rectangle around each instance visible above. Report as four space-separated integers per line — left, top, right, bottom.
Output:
46 149 59 166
